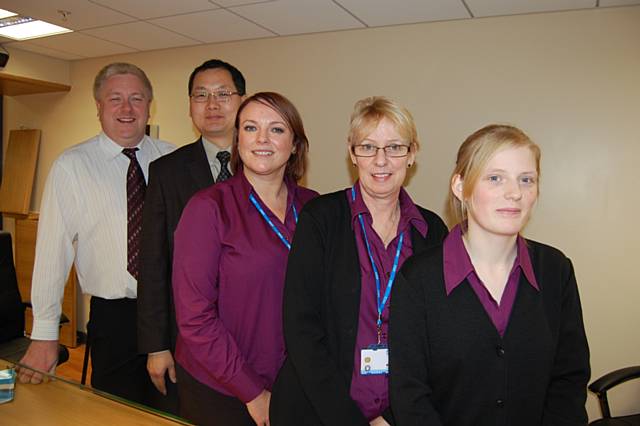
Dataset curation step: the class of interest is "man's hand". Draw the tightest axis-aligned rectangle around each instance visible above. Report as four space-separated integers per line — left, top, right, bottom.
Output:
246 389 271 426
146 351 177 395
17 340 59 384
370 416 391 426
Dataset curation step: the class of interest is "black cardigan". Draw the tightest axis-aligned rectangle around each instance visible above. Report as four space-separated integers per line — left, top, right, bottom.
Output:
270 190 448 426
389 240 590 426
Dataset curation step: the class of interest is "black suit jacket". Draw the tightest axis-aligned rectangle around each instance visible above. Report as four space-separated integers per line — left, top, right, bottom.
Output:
269 190 448 426
137 139 214 354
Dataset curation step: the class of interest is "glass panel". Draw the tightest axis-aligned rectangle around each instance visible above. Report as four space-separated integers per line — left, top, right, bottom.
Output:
0 358 189 424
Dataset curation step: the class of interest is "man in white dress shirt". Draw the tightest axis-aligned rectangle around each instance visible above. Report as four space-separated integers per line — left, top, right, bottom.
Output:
17 62 174 409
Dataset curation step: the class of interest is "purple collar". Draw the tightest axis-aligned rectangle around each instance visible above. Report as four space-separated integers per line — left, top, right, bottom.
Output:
348 180 427 238
236 168 299 217
443 224 539 296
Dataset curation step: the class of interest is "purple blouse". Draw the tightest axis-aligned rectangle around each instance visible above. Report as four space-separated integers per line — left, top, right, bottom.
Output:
443 224 539 337
348 182 427 420
172 171 317 403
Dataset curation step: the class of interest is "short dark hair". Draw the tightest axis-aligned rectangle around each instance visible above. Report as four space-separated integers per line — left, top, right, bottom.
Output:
187 59 246 96
231 92 309 182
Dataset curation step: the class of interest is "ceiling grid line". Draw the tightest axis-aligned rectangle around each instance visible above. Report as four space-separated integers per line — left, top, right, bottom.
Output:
460 0 475 18
15 41 90 59
0 0 638 60
209 0 276 7
85 0 144 23
331 1 370 27
224 7 281 36
142 21 208 44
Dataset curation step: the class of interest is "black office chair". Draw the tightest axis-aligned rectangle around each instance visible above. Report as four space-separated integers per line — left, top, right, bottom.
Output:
589 365 640 425
0 231 69 365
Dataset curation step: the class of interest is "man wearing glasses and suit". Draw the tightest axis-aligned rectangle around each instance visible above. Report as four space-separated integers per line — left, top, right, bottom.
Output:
137 59 246 414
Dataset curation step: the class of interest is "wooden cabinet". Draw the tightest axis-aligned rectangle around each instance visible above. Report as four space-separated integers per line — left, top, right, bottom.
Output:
15 213 77 347
0 130 41 216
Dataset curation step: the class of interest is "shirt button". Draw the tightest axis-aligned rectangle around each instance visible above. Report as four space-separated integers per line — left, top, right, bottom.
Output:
496 346 505 357
496 399 504 407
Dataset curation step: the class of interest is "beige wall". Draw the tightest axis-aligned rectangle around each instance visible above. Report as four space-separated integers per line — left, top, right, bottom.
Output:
0 46 70 85
3 5 639 420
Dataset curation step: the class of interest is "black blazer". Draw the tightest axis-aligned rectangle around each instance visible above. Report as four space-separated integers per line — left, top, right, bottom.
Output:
270 190 448 426
137 139 214 354
389 241 590 426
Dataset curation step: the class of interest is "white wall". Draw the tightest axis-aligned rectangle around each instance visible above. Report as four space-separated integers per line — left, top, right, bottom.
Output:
3 5 639 420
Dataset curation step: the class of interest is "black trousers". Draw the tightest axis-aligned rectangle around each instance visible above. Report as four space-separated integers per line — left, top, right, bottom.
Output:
88 297 167 411
176 363 256 426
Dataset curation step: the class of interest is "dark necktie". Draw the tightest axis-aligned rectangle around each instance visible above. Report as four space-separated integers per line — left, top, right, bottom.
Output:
216 151 232 183
122 148 146 280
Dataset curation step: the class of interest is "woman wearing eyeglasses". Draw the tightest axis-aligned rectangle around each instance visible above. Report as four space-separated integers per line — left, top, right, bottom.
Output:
270 96 447 426
172 92 318 426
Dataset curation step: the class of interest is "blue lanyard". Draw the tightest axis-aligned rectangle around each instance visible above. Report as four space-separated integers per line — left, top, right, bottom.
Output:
249 193 298 250
351 186 404 341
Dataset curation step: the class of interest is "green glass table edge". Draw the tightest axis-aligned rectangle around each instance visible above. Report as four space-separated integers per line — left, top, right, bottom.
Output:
1 358 191 425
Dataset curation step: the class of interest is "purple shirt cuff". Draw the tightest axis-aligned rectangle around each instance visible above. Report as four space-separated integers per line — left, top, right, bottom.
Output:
225 363 265 403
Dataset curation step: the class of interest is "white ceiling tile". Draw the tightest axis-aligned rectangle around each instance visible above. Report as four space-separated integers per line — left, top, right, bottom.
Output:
599 0 640 6
83 21 199 50
88 0 219 19
211 0 276 6
5 41 85 60
150 8 274 43
24 32 136 58
0 0 135 30
466 0 596 18
0 0 628 61
231 0 364 34
335 0 470 26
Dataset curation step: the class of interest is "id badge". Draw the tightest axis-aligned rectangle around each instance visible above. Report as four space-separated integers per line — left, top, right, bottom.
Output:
360 344 388 375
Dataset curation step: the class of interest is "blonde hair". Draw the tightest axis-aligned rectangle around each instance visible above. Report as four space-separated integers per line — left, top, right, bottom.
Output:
348 96 419 152
447 124 541 228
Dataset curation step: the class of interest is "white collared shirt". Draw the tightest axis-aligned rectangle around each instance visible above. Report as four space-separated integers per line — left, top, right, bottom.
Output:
201 137 232 179
30 133 175 340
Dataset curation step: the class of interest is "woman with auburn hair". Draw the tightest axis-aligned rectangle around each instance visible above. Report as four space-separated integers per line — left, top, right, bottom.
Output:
389 124 590 426
172 92 318 426
270 96 448 426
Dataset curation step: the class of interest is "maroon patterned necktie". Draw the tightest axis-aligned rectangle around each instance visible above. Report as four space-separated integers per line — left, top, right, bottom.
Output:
122 148 146 280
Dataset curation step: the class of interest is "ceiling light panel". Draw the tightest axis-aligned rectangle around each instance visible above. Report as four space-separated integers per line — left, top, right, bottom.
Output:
0 9 17 19
0 20 72 40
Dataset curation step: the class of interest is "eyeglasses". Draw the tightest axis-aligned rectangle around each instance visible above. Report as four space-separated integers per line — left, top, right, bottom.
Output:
190 90 240 103
351 143 411 158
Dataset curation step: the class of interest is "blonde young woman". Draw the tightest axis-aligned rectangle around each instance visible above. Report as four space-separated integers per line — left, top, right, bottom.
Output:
270 97 448 426
389 125 590 426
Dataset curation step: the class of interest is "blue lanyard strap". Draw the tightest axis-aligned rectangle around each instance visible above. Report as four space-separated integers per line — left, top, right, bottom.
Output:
351 186 404 337
249 193 298 250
